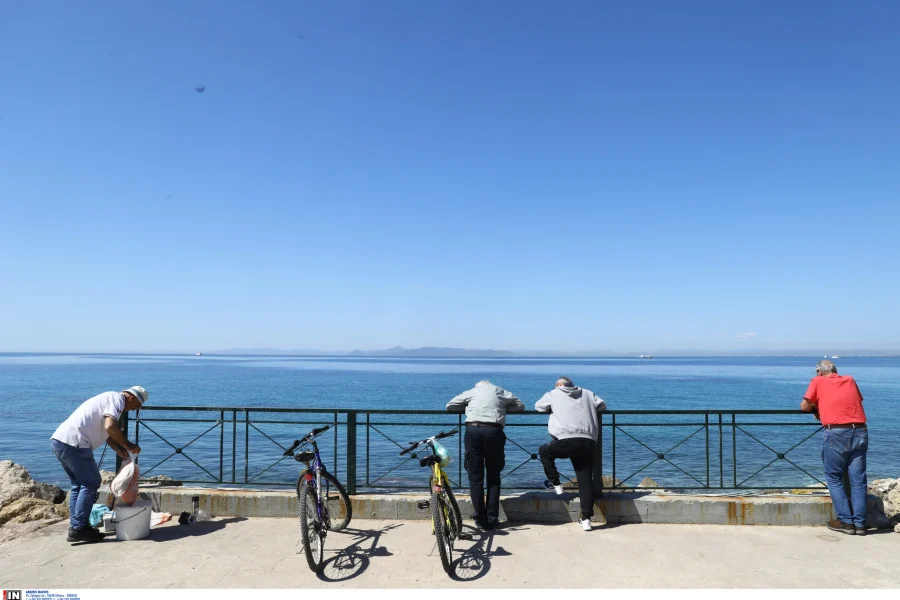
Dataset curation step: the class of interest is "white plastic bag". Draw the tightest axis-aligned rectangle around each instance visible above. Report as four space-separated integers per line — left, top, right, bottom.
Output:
111 456 140 506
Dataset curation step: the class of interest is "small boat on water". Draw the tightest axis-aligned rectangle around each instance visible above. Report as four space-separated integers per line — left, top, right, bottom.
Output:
195 352 203 356
639 354 653 359
831 355 840 359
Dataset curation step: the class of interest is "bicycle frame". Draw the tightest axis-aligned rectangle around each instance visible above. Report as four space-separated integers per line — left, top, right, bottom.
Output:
299 440 329 524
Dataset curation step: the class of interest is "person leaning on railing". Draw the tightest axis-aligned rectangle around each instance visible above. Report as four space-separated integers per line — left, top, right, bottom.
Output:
50 386 147 543
536 377 606 532
800 360 868 536
446 380 525 530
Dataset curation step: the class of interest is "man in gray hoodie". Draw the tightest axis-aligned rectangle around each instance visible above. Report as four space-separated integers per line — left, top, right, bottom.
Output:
448 380 525 529
535 377 606 531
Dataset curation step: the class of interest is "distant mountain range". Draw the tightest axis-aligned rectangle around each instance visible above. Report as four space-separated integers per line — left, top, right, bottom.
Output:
209 346 899 357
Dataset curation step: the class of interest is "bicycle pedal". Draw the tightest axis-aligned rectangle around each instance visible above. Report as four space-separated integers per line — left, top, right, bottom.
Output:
417 500 431 510
458 533 473 541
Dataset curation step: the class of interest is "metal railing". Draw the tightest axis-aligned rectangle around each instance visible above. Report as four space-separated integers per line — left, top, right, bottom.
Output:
101 407 827 493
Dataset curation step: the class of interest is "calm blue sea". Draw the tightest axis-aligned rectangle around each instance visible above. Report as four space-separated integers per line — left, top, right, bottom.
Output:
1 354 897 490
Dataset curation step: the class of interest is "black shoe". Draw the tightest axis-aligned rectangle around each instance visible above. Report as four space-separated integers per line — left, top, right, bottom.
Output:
67 526 104 543
855 526 867 536
826 519 856 535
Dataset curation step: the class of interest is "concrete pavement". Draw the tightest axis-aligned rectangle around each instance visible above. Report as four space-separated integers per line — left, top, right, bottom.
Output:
1 518 899 588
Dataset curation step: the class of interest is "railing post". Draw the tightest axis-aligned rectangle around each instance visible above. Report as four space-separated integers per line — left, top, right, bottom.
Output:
116 411 129 473
232 409 237 483
219 410 224 483
718 414 724 488
705 413 710 488
346 412 357 495
594 410 603 495
611 413 617 487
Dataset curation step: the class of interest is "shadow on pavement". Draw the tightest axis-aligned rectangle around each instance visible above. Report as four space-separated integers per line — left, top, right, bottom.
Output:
449 524 519 582
317 524 402 582
140 517 248 542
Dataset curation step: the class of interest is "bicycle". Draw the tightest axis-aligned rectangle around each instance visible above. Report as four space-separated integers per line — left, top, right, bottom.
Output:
283 424 353 572
399 429 463 575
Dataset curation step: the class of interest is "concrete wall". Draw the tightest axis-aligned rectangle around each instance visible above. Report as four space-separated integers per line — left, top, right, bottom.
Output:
102 487 837 526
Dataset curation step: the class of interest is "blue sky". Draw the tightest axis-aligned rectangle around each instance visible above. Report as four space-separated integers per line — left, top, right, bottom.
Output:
1 1 898 353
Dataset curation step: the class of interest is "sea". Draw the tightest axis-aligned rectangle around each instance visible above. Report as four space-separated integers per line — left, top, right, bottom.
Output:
1 354 896 491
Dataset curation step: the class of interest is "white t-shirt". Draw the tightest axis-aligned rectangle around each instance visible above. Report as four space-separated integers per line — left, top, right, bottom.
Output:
51 391 126 450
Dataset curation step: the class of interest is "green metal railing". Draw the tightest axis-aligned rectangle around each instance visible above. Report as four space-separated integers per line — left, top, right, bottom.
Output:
103 407 826 493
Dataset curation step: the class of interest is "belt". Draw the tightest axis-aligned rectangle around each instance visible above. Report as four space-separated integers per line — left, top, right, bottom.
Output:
824 423 867 430
466 421 502 429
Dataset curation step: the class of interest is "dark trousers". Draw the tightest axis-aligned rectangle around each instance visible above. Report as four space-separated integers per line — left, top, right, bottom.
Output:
464 425 506 524
539 437 596 519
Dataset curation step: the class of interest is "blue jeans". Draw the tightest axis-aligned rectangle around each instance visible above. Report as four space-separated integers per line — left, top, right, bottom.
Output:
51 439 102 530
822 428 868 528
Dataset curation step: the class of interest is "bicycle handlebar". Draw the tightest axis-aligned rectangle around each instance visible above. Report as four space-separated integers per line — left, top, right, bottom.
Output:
283 425 332 456
398 429 458 455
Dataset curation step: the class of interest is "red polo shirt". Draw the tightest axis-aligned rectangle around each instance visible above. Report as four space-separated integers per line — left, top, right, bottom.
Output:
804 374 866 426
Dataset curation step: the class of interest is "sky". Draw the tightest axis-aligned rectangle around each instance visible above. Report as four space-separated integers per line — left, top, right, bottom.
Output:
1 1 899 353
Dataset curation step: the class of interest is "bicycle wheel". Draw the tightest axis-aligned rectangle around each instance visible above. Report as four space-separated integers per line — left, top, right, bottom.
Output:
441 474 463 538
320 471 352 531
297 477 325 573
431 489 454 575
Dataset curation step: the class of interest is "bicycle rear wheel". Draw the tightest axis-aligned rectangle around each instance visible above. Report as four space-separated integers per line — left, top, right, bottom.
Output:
431 489 454 575
297 477 325 573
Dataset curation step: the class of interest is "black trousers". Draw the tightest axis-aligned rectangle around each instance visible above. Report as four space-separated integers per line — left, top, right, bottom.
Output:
539 437 596 519
464 425 506 524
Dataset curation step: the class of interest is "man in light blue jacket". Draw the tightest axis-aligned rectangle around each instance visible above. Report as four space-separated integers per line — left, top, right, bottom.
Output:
536 377 606 531
448 380 524 529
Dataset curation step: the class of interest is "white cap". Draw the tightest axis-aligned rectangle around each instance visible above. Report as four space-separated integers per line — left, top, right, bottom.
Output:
124 385 148 405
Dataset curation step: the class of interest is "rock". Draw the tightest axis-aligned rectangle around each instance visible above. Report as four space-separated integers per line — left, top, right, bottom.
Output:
790 483 827 495
0 460 66 506
895 523 900 534
0 497 68 526
600 476 624 488
100 470 117 487
867 478 900 523
638 477 660 488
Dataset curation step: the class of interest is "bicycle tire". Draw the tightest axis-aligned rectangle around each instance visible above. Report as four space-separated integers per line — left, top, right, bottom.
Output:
431 488 454 575
321 471 353 531
441 474 463 538
297 477 325 573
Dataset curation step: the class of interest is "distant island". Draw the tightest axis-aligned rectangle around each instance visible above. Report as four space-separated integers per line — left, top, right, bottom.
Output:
348 346 515 357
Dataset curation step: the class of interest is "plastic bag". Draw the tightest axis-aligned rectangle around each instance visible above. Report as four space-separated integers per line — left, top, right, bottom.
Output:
150 511 172 527
111 456 140 506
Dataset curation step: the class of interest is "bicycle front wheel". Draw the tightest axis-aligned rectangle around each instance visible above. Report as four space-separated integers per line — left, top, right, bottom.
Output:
441 474 463 538
297 477 325 573
320 471 352 531
431 489 454 575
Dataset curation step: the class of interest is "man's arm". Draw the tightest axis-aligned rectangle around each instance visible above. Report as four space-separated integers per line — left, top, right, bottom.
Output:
593 394 607 411
104 416 140 455
535 393 552 413
446 390 473 412
800 399 815 412
106 438 130 460
502 389 525 412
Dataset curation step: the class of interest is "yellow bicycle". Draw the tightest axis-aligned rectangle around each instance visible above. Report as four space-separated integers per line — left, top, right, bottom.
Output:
399 429 463 574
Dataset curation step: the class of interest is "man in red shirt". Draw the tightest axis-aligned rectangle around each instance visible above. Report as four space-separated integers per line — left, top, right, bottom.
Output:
800 360 868 535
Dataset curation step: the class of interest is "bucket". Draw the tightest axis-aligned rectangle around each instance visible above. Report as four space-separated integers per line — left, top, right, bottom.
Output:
115 500 152 541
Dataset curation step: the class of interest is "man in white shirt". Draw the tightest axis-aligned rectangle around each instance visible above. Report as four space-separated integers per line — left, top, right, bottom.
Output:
50 386 147 543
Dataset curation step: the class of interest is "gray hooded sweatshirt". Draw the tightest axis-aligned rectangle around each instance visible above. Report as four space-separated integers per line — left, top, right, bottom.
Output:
535 386 606 441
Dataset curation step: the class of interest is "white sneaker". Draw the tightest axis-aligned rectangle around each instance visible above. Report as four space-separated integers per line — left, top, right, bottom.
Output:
580 518 592 531
543 480 564 495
